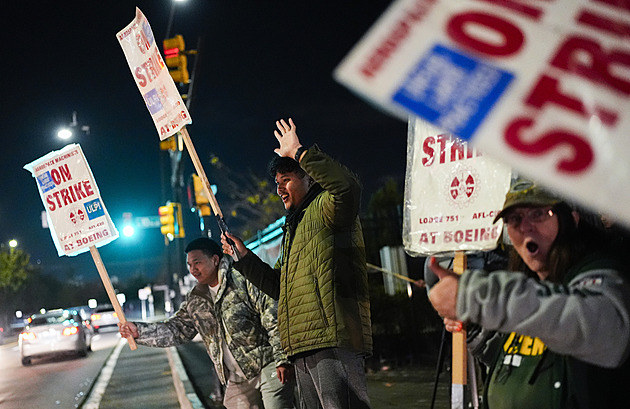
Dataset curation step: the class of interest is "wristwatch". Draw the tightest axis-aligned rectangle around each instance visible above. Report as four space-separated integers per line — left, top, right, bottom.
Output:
294 146 307 162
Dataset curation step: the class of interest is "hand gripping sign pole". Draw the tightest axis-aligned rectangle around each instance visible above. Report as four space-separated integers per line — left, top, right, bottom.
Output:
402 118 510 408
117 8 239 260
24 144 137 350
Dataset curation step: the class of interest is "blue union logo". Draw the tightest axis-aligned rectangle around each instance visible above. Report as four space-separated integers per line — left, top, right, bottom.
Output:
37 172 56 193
144 88 163 115
393 44 514 141
84 199 105 220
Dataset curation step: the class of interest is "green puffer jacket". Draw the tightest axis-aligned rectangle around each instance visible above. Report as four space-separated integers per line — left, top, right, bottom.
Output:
236 146 372 358
133 258 288 385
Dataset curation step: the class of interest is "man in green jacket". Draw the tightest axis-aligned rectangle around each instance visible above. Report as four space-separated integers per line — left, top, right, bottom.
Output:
222 118 372 409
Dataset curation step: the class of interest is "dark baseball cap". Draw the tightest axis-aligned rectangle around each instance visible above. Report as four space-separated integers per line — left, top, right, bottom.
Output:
493 179 561 224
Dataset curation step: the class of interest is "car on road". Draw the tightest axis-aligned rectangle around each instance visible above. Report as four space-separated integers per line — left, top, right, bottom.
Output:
90 305 119 333
19 309 93 366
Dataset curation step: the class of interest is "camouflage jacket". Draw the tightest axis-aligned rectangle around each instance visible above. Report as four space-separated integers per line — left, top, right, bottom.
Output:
133 258 288 385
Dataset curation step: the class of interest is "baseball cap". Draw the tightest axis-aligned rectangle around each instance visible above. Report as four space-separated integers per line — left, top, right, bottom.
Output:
493 179 561 224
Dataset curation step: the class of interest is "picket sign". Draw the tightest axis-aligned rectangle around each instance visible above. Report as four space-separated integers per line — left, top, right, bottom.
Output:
23 144 136 350
403 118 511 256
117 9 239 258
335 0 630 228
401 117 510 408
116 7 191 140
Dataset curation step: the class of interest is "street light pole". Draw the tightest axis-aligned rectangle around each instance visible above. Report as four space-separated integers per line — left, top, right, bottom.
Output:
165 0 187 40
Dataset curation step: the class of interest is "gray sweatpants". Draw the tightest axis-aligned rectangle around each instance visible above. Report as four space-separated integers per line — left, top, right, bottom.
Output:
293 347 371 409
223 361 296 409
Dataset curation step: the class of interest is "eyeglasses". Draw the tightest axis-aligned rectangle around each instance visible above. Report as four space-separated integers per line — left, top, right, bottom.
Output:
503 207 555 228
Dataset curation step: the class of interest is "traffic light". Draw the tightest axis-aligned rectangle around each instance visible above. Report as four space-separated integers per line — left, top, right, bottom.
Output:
159 204 176 236
192 174 212 217
158 202 185 240
163 35 189 84
160 135 178 151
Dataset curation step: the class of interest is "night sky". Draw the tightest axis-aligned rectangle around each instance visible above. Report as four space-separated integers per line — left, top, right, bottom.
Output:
2 1 408 284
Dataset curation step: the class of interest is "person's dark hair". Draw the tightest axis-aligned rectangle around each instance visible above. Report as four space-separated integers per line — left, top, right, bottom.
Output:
508 202 608 283
185 237 223 259
267 156 307 179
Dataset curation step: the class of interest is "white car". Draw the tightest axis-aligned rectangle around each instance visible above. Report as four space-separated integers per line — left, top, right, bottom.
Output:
19 309 92 366
90 305 119 333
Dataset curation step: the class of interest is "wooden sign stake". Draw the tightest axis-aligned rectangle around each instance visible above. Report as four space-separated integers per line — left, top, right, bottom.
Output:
179 127 239 260
451 250 467 408
89 245 137 350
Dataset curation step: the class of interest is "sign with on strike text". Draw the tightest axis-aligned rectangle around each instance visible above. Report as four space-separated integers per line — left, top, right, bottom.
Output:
24 144 119 256
403 118 511 256
117 7 191 140
335 0 630 227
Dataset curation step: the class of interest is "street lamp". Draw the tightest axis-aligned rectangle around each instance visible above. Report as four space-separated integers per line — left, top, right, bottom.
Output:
166 0 188 39
57 128 73 139
57 111 90 140
9 239 18 248
123 225 135 238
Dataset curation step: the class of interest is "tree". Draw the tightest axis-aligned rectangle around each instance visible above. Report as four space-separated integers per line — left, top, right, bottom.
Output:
206 153 285 238
362 178 404 264
0 248 29 291
0 247 31 325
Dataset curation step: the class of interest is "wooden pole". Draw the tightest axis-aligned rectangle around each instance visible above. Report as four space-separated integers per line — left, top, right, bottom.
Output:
179 127 239 260
180 127 222 218
451 251 467 409
89 246 137 350
366 263 417 284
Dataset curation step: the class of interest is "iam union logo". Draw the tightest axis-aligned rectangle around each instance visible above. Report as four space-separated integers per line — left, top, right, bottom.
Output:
445 168 479 208
69 208 86 225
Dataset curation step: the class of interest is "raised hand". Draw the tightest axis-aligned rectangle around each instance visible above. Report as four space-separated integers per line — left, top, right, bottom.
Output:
273 118 302 158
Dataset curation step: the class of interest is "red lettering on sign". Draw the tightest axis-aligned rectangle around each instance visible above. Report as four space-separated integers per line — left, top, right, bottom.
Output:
50 164 72 185
360 0 436 78
45 180 95 211
592 0 630 12
550 36 630 97
135 67 147 87
526 75 618 125
443 226 499 243
504 117 594 173
422 134 479 166
447 12 524 57
474 0 545 20
577 10 630 38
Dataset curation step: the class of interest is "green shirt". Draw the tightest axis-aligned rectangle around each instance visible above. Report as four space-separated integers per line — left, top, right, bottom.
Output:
487 332 562 409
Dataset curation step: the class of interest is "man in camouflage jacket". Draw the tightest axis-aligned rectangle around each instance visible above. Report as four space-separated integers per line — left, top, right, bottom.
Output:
119 237 295 409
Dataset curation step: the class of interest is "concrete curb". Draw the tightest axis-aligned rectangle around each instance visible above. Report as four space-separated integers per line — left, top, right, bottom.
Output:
81 339 126 409
167 346 206 409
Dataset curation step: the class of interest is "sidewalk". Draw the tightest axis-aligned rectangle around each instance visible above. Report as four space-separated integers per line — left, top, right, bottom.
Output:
85 338 454 409
82 339 202 409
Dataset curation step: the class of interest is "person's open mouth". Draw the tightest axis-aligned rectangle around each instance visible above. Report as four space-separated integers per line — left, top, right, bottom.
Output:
525 240 539 255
